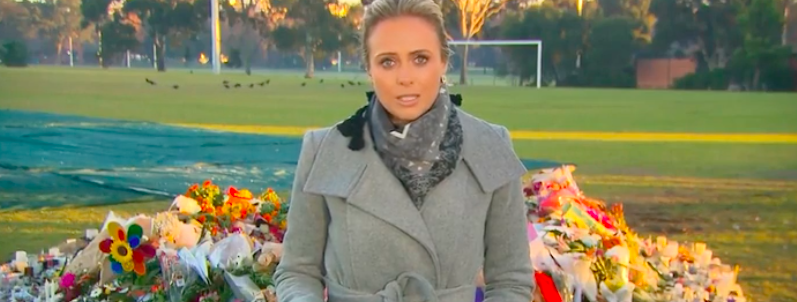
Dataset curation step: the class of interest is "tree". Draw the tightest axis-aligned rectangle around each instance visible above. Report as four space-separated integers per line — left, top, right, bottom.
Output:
221 0 284 74
123 0 209 71
729 0 792 89
0 40 29 67
36 0 84 65
99 17 140 65
270 0 357 78
80 0 118 66
595 0 655 43
0 0 40 40
582 16 637 87
448 0 508 84
649 0 744 70
498 4 584 85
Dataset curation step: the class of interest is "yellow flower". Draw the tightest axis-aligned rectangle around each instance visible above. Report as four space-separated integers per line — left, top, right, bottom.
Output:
109 240 133 264
605 275 626 292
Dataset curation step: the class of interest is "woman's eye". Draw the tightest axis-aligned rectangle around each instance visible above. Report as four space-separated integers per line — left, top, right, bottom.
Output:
380 59 395 68
414 56 428 65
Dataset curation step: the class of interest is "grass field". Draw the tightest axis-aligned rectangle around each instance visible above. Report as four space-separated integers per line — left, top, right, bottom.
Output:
1 66 796 301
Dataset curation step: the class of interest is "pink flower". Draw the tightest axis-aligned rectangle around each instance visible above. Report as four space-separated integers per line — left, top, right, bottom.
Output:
59 272 76 289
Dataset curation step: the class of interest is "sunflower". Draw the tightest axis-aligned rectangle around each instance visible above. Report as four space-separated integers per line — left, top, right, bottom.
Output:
100 221 156 276
109 240 133 264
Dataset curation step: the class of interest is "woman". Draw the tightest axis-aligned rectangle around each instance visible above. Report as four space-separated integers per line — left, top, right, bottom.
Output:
273 0 534 300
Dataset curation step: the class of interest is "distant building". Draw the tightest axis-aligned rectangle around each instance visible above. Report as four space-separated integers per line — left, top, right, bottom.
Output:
635 58 697 89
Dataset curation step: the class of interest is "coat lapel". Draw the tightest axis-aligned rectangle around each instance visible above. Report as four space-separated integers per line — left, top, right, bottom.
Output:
302 127 439 262
458 110 528 193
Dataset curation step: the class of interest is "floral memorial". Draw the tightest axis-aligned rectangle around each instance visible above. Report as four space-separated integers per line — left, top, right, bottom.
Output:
0 166 746 302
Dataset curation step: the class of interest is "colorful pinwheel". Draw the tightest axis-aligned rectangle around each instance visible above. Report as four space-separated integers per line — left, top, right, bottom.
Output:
99 222 156 275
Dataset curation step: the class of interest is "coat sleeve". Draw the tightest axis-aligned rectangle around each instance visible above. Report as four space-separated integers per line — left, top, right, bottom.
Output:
482 127 535 302
274 130 328 302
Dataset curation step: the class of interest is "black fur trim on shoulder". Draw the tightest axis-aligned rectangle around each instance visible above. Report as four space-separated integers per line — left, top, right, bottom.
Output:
335 91 372 151
450 94 463 107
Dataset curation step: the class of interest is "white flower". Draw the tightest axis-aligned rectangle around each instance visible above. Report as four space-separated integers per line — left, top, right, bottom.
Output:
555 253 598 302
600 282 635 302
574 230 601 248
90 288 102 298
542 232 560 247
543 225 575 238
172 195 201 215
606 245 631 266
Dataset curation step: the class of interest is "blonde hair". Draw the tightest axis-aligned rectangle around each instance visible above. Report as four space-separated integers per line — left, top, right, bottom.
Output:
360 0 452 70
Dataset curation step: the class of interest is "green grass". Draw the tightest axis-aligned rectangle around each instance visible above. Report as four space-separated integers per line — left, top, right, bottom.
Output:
1 66 796 133
0 66 796 301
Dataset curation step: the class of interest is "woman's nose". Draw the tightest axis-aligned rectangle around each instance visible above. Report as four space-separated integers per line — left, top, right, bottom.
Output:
396 66 414 86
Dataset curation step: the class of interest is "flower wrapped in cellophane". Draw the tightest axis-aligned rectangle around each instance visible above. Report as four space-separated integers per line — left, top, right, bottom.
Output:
524 165 746 302
48 181 288 302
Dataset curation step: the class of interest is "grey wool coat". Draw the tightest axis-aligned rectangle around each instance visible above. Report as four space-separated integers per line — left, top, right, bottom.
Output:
274 109 534 302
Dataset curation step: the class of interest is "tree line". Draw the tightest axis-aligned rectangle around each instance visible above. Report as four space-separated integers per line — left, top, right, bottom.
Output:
0 0 794 91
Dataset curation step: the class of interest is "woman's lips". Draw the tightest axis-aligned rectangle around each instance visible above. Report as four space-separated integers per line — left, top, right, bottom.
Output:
396 94 420 107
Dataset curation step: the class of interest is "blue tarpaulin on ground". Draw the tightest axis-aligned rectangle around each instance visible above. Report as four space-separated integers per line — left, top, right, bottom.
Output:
0 110 561 210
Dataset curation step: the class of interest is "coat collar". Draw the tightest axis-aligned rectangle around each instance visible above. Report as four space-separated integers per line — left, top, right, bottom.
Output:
302 108 525 197
301 108 526 283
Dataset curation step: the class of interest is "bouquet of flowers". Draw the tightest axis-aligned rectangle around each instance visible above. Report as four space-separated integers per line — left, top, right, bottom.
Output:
524 166 746 302
45 181 286 302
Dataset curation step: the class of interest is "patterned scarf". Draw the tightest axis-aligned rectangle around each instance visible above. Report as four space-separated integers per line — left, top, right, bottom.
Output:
368 92 464 209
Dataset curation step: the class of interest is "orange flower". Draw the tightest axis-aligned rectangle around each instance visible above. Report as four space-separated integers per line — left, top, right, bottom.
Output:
602 236 622 250
203 180 212 187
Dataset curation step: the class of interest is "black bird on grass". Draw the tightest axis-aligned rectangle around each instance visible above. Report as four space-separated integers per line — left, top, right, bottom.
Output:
301 82 306 87
224 84 230 89
347 80 355 86
145 78 156 85
319 79 324 83
340 84 345 88
172 85 179 89
234 83 241 88
257 81 266 87
249 83 255 88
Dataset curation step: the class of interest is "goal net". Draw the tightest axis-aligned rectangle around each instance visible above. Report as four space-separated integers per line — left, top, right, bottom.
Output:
447 40 543 88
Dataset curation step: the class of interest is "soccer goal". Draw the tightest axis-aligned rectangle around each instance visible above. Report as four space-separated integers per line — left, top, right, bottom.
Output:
448 39 543 88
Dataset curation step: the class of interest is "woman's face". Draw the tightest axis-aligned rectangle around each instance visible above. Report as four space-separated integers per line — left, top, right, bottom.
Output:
367 15 447 125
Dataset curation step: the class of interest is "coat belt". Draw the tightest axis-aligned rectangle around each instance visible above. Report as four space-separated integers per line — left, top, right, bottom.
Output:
326 272 475 302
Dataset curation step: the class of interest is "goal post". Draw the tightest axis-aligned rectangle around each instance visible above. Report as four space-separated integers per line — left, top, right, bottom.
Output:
448 39 543 88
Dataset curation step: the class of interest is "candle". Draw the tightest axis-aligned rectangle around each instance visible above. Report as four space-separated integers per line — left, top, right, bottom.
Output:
683 287 694 301
694 242 706 255
664 242 680 258
699 251 713 267
14 251 27 264
656 236 667 252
